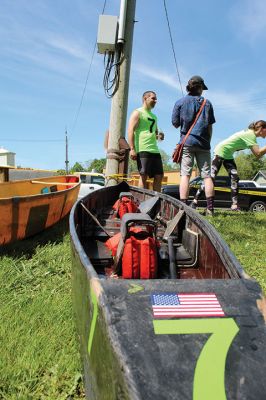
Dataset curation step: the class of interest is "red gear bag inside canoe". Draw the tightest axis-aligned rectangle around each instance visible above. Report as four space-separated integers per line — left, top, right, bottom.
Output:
106 225 158 279
112 196 139 219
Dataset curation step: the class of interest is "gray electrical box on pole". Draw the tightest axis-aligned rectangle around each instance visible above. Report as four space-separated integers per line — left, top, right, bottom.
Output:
105 0 136 186
97 15 118 54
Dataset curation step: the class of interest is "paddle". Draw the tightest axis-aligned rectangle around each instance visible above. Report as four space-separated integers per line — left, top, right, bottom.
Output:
80 202 111 237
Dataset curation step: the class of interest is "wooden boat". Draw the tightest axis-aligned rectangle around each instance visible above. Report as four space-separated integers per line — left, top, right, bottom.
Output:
70 181 266 400
0 175 80 245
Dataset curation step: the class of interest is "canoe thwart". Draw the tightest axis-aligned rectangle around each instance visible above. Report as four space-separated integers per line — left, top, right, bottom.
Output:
31 180 78 186
139 196 160 216
163 209 185 241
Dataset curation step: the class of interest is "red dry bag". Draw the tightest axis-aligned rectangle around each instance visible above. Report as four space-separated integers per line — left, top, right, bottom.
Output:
112 195 139 219
121 226 158 279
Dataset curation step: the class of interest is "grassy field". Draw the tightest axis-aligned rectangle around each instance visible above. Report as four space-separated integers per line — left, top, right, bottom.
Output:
0 218 84 400
0 211 265 399
207 210 266 292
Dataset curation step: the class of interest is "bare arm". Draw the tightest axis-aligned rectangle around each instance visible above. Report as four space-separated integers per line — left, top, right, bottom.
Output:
128 110 139 160
251 144 266 158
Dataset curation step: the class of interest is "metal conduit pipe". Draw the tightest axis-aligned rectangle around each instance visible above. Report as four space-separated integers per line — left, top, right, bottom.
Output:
117 0 127 44
167 236 177 279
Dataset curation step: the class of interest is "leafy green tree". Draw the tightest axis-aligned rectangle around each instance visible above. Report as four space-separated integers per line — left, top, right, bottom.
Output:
159 149 179 171
70 162 85 173
128 157 137 173
87 158 106 173
56 169 66 175
235 152 265 179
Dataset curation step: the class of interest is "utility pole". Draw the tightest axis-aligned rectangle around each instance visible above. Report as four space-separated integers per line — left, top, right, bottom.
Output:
105 0 136 186
65 129 69 174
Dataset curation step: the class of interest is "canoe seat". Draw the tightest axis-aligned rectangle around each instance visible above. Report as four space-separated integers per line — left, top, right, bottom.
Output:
158 229 198 268
139 196 160 217
163 210 185 240
83 239 113 267
176 229 198 267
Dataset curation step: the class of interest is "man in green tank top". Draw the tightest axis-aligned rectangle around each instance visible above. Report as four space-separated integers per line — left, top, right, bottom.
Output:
128 91 164 191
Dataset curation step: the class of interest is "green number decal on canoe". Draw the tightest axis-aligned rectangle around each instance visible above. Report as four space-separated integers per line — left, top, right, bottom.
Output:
153 318 239 400
87 287 99 355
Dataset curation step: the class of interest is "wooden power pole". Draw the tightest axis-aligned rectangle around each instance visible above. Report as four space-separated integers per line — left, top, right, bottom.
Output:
105 0 136 186
65 129 69 174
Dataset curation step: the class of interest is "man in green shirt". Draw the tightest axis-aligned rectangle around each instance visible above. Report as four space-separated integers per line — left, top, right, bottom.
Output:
191 120 266 210
128 91 164 191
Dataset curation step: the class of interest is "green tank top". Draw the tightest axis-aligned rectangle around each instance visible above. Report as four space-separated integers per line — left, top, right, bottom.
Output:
134 107 159 153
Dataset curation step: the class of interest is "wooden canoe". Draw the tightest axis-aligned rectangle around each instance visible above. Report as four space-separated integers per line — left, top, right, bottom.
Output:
70 181 266 400
0 175 80 245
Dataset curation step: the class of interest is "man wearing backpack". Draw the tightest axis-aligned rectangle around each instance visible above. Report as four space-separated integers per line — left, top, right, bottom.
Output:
128 91 164 192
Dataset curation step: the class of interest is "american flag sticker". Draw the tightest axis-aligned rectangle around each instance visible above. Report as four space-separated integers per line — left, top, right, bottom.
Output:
151 293 225 318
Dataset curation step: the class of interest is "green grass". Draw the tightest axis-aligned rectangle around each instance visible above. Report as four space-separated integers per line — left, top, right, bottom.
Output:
0 218 84 400
0 211 265 399
205 211 266 292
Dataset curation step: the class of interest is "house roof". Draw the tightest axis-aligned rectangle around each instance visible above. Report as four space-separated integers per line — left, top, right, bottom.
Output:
0 147 15 154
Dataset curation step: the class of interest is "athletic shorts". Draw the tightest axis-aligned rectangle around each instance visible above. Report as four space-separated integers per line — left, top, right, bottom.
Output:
180 146 211 178
137 152 163 178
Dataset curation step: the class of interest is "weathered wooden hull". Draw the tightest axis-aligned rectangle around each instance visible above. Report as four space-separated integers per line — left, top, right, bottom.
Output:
70 182 266 400
0 175 80 245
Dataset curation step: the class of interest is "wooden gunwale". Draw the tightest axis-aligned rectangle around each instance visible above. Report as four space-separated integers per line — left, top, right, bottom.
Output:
69 182 266 400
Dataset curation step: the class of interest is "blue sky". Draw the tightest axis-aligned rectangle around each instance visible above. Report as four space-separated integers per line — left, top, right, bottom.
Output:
1 0 266 170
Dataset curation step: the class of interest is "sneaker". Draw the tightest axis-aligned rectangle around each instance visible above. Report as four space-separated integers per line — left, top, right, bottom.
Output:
190 202 198 209
205 209 214 217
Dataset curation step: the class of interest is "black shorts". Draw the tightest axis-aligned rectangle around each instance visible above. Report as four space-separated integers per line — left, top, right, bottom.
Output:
137 152 163 178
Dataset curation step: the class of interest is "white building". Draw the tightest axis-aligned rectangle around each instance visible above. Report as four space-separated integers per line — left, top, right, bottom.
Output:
0 147 16 166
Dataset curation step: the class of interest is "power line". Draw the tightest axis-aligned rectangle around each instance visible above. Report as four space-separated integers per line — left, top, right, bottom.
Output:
163 0 184 96
0 139 63 142
69 0 107 139
69 40 97 139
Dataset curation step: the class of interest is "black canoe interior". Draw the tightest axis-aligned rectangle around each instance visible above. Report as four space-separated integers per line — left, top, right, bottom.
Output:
74 182 242 280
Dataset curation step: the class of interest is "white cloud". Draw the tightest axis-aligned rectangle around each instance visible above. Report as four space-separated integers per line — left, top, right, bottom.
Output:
131 63 266 118
209 89 266 120
133 63 184 94
44 35 93 61
230 0 266 42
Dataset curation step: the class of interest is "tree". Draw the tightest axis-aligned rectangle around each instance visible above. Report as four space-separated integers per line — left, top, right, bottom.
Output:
56 169 66 175
159 149 179 171
70 162 85 173
128 157 137 173
235 152 265 179
87 158 106 173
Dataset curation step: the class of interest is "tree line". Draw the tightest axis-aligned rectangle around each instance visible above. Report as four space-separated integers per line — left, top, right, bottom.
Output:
58 150 266 180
